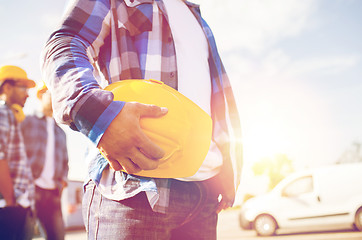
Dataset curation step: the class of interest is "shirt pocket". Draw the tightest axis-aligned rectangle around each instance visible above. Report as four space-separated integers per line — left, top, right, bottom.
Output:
120 0 154 36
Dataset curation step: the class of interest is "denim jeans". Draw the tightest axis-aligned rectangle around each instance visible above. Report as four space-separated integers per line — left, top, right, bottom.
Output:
0 205 34 240
35 186 65 240
82 179 219 240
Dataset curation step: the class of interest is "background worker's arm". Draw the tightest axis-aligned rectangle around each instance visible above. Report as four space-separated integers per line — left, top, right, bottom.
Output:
0 160 15 206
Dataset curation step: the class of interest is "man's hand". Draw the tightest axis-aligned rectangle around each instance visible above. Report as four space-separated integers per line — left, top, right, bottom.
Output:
97 102 168 174
216 159 236 213
203 159 235 213
216 184 235 214
60 180 68 195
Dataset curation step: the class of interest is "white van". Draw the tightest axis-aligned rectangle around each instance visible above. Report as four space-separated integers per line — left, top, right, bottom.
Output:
239 163 362 236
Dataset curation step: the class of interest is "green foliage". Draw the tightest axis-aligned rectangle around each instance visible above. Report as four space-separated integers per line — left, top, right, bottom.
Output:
252 154 294 190
242 193 255 204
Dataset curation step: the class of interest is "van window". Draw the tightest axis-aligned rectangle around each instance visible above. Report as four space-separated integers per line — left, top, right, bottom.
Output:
282 175 313 197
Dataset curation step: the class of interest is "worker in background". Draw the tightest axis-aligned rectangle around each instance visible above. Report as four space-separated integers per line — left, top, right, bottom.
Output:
0 65 35 240
21 83 69 240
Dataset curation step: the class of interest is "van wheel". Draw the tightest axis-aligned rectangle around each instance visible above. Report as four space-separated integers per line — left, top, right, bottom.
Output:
355 208 362 231
254 214 277 236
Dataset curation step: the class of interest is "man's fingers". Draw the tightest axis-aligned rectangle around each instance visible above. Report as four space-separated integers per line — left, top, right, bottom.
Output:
137 131 165 160
137 103 168 118
107 157 123 171
130 149 160 170
136 104 167 159
108 156 142 174
216 204 224 214
124 102 167 159
99 102 168 173
216 196 234 213
216 200 228 213
121 158 142 174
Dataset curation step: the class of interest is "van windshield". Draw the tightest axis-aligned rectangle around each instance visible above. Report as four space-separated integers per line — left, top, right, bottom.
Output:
282 175 313 197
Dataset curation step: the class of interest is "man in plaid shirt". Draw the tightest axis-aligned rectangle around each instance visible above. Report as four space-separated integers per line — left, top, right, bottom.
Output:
42 0 242 239
21 85 69 240
0 65 35 240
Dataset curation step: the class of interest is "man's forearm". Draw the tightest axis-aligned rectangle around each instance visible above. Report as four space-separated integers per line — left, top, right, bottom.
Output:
0 160 15 206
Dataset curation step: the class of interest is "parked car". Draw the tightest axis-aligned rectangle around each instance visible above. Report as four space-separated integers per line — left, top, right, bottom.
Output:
61 180 84 229
239 163 362 236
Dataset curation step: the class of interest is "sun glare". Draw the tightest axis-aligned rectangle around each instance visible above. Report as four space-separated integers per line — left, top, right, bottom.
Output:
242 102 293 167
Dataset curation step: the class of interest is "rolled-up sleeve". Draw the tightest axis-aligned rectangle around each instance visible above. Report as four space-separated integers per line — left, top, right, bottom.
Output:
41 0 125 145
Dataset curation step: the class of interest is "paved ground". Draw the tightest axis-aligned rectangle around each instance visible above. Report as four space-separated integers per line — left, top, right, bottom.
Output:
33 208 362 240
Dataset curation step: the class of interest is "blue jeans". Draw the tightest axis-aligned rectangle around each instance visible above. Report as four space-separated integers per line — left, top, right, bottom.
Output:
82 179 219 240
35 186 65 240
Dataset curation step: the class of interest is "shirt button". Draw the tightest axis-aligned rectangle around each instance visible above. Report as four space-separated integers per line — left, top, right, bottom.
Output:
168 36 172 42
130 0 134 2
170 72 175 78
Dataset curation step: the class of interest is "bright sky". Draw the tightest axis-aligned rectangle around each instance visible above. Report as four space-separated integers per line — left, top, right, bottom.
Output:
1 0 362 187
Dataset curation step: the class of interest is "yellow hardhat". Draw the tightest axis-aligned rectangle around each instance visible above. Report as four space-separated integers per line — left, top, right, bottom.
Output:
36 81 48 99
0 65 35 88
104 79 213 178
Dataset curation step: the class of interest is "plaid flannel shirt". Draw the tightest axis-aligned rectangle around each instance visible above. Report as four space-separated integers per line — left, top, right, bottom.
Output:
21 115 69 192
0 102 35 208
42 0 242 213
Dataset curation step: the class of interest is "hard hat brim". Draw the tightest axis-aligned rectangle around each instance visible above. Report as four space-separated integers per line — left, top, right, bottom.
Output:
14 78 36 88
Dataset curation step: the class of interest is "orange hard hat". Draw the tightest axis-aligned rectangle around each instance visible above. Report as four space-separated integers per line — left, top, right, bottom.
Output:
36 81 48 99
104 79 213 178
